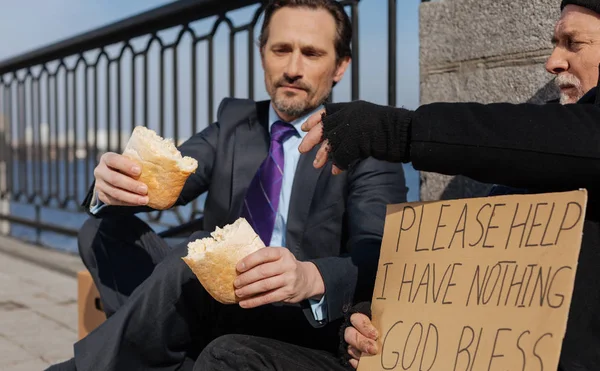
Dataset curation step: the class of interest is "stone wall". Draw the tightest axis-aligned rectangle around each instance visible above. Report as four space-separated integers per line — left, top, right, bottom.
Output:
418 0 561 201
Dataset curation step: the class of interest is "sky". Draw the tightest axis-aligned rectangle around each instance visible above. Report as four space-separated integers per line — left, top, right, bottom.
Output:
0 0 422 200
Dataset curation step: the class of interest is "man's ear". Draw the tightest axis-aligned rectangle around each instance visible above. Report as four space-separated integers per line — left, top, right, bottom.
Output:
333 57 351 83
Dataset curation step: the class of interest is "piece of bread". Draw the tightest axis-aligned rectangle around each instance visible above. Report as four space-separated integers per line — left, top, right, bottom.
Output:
182 218 265 304
122 126 198 210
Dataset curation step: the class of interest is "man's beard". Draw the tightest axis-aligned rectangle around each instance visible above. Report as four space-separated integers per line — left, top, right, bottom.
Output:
554 73 584 104
271 78 328 119
273 94 322 118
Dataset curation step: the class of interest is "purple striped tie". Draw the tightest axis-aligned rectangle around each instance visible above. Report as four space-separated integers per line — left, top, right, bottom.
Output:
241 121 297 245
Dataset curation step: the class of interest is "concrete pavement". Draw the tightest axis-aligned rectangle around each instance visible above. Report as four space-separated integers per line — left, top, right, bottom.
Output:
0 236 84 370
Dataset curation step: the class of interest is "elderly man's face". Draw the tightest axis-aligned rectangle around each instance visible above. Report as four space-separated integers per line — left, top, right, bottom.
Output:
261 7 350 122
546 5 600 104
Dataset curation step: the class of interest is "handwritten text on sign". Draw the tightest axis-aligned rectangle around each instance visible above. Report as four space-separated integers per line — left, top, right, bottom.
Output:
358 190 587 371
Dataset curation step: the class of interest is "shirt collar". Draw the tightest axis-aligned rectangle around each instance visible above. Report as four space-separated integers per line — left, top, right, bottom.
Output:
268 103 323 139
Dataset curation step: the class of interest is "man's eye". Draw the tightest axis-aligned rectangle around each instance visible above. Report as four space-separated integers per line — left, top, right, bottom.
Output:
567 40 582 49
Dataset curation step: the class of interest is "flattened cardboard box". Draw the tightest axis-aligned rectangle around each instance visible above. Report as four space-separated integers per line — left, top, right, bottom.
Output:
77 270 106 340
358 190 587 371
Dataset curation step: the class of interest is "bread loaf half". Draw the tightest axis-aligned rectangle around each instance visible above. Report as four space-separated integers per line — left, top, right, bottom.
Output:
182 218 265 304
122 126 198 210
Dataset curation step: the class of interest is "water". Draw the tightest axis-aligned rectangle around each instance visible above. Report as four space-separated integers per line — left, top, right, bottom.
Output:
3 159 420 253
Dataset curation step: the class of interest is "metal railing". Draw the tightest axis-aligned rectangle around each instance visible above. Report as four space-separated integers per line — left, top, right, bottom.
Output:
0 0 399 247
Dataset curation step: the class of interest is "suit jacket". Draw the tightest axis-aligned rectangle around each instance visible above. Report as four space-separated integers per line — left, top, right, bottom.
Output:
83 98 408 326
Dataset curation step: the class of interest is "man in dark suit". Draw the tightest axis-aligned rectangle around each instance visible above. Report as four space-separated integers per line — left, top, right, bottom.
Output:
46 1 407 370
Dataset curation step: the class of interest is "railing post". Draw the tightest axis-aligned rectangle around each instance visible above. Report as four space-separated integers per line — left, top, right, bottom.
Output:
0 113 9 235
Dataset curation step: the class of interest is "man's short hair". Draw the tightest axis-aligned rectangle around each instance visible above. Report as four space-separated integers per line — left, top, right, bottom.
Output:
259 0 353 64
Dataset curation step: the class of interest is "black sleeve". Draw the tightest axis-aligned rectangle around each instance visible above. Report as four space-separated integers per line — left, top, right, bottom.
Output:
411 101 600 193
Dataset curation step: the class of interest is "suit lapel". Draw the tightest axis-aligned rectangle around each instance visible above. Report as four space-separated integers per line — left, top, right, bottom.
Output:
228 101 270 221
286 145 325 257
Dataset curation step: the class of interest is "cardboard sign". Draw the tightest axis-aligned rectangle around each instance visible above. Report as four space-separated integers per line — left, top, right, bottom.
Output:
358 190 587 371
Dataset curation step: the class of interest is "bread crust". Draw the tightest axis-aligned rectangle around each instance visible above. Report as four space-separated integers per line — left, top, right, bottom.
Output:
122 126 198 210
182 219 265 304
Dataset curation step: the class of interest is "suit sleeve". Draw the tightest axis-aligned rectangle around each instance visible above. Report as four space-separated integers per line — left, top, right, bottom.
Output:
308 158 409 325
411 101 600 193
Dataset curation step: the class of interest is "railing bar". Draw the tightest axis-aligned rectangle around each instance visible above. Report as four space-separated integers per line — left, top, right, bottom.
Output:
388 0 396 107
191 40 198 134
72 66 79 204
0 82 5 198
24 77 32 199
0 212 78 236
106 61 111 153
84 65 91 200
117 57 123 152
143 51 149 133
351 2 359 101
160 47 165 135
247 24 254 100
29 76 37 199
18 80 26 199
64 68 70 204
208 37 214 123
173 47 179 145
53 72 60 200
131 54 136 141
93 64 99 171
229 30 235 97
34 78 41 199
5 84 13 199
46 75 52 202
144 53 150 133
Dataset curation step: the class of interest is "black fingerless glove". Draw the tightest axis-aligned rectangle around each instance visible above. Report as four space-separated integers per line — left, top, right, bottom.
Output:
321 101 413 170
338 301 373 368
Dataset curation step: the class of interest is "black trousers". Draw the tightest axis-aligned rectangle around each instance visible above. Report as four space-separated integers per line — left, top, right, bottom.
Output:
74 214 343 371
195 334 351 371
78 214 176 317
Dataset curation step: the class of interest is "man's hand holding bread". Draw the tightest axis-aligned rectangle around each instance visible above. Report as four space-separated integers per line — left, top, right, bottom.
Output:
234 247 325 309
183 218 326 308
93 126 198 210
94 152 150 207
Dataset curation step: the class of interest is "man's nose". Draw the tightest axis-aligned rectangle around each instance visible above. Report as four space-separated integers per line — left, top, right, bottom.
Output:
284 51 304 79
545 47 569 75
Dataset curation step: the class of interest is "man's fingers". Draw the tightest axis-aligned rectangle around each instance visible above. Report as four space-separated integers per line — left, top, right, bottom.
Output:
313 141 330 169
102 152 142 178
298 122 324 154
236 247 283 273
344 326 378 355
238 288 287 309
234 260 286 289
301 109 325 132
349 358 359 369
96 181 149 206
235 274 286 298
350 313 378 340
96 166 148 196
347 345 362 360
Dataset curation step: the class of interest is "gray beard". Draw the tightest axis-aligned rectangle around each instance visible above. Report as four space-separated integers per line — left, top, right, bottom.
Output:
273 97 309 118
273 94 329 120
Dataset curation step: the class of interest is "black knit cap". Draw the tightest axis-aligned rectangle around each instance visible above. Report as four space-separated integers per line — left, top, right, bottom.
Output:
561 0 600 14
